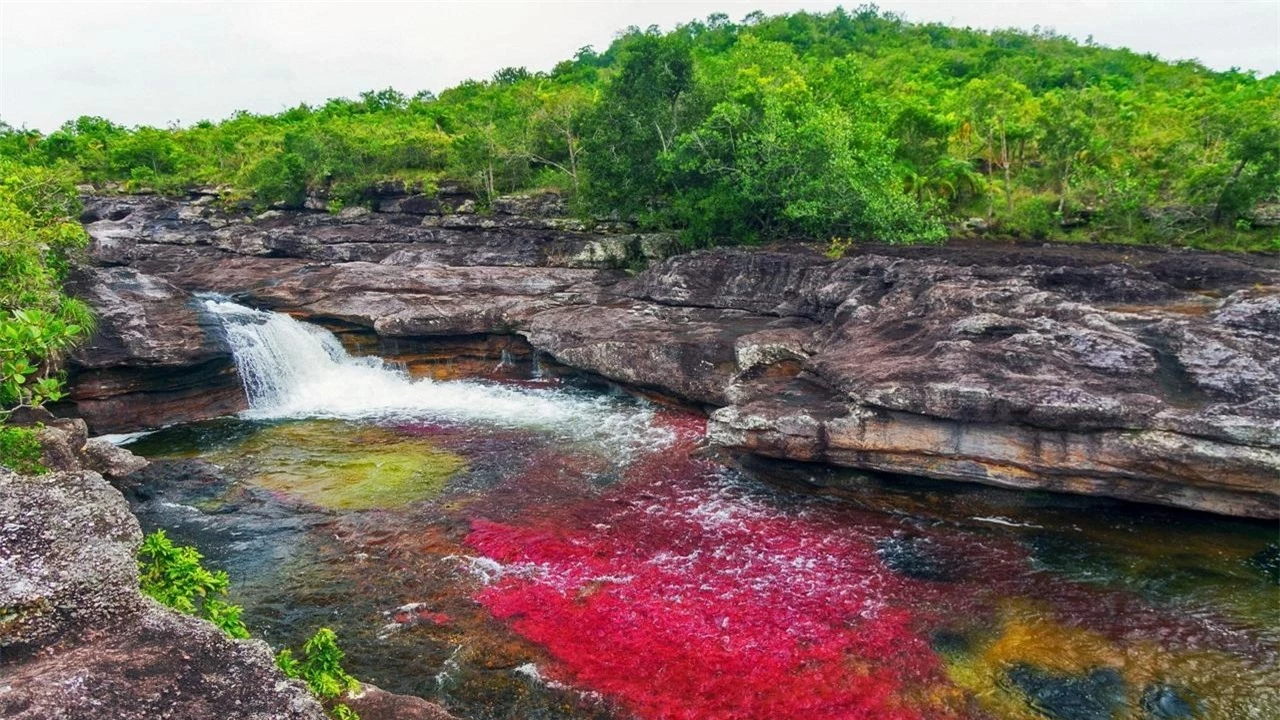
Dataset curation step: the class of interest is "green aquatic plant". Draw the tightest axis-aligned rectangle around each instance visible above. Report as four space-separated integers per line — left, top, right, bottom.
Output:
0 424 44 474
276 627 361 720
137 529 250 639
208 422 467 511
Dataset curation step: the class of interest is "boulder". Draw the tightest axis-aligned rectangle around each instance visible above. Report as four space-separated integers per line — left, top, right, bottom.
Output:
80 437 150 480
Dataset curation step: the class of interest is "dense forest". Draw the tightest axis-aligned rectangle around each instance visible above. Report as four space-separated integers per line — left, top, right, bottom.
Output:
2 6 1278 252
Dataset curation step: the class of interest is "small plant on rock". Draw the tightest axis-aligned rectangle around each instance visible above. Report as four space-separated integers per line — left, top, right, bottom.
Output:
825 236 855 260
276 627 361 720
137 529 250 638
0 424 44 474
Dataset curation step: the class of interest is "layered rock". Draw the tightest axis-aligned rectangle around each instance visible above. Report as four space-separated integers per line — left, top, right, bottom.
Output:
66 194 1280 517
59 265 245 430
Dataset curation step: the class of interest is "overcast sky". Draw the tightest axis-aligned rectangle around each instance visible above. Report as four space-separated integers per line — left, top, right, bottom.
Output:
1 1 1277 132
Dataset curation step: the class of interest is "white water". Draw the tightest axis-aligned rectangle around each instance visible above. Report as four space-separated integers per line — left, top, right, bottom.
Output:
203 300 673 456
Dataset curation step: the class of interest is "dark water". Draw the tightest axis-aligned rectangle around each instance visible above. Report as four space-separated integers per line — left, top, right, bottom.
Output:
121 402 1279 720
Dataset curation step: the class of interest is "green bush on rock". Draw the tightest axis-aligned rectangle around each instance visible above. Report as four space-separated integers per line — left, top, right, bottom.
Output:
138 530 362 719
137 529 251 639
277 627 362 720
0 424 44 474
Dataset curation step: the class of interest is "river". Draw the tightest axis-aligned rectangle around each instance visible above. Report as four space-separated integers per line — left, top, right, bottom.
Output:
115 301 1279 720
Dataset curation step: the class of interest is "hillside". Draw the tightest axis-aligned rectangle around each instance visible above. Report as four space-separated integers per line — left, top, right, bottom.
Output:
2 6 1278 250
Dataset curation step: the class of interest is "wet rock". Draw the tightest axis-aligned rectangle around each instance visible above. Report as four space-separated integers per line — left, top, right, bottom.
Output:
1004 664 1126 720
1246 542 1280 585
0 468 326 720
344 685 456 720
1141 684 1197 719
875 535 956 581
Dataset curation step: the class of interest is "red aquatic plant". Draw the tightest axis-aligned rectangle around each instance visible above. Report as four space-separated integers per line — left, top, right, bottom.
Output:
466 412 959 720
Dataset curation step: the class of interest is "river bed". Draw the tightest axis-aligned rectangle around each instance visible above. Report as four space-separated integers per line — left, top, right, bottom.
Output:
117 302 1278 720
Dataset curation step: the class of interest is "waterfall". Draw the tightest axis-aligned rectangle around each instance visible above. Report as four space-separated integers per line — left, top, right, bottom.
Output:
531 350 545 380
202 299 672 454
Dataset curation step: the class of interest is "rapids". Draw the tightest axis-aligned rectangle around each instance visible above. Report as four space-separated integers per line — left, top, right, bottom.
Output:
117 303 1279 720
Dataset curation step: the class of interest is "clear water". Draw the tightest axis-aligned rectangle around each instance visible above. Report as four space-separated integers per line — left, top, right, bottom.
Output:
119 303 1280 720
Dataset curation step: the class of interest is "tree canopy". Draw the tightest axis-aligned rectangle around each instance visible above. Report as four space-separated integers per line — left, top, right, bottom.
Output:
2 6 1276 249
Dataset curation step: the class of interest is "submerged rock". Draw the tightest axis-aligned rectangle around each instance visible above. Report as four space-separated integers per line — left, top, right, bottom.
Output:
875 535 958 581
1004 664 1126 720
1140 684 1197 719
1246 542 1280 585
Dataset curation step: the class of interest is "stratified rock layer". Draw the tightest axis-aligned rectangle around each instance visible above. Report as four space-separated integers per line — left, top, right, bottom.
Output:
67 193 1280 517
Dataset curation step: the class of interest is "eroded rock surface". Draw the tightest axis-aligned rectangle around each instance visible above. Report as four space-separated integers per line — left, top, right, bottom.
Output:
66 194 1280 516
0 468 327 720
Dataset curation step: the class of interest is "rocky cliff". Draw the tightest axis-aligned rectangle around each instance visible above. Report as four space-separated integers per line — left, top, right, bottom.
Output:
63 190 1280 518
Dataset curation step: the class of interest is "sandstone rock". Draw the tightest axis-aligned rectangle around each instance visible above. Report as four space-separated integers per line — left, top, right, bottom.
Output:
0 469 144 648
344 685 456 720
35 418 89 472
0 469 327 719
80 437 149 480
492 191 566 217
1247 202 1280 227
337 205 371 220
60 266 245 433
64 195 1280 516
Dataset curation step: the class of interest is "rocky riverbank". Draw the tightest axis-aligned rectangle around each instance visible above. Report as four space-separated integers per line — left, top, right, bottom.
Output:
61 188 1280 517
0 417 454 720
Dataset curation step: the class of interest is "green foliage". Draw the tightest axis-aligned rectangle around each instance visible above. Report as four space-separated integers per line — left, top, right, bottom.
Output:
2 7 1277 248
1001 195 1059 239
0 160 93 419
137 529 251 639
137 532 362 718
277 628 361 720
0 424 45 475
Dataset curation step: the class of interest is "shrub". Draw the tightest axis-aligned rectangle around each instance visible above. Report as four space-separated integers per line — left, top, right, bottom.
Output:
277 627 361 720
137 529 250 638
0 160 94 420
0 424 44 474
1001 195 1059 240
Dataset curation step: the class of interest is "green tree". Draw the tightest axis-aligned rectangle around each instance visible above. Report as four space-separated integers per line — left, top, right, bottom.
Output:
0 161 93 417
580 30 695 217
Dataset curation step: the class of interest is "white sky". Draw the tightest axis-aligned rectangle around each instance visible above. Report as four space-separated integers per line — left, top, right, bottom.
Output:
1 0 1277 132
